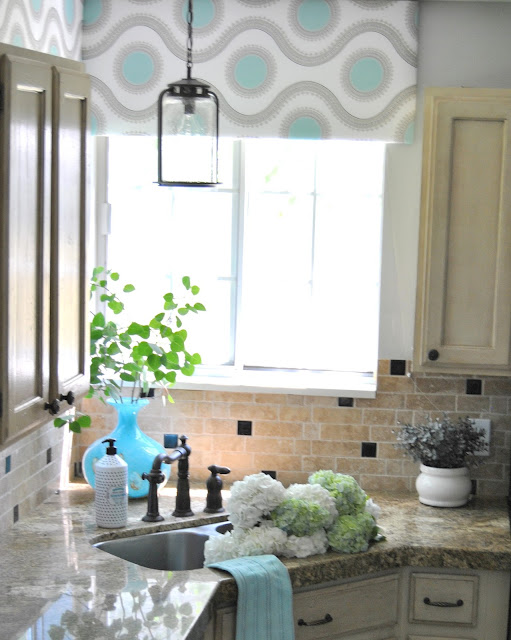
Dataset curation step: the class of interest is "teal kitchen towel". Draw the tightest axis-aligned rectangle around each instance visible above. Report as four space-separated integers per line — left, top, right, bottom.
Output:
209 554 295 640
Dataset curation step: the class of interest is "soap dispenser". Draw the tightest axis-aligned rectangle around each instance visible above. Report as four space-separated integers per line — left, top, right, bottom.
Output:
95 438 128 528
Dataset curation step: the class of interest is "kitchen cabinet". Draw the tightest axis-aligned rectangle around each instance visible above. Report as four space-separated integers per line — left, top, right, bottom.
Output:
413 87 511 376
209 567 509 640
0 44 90 445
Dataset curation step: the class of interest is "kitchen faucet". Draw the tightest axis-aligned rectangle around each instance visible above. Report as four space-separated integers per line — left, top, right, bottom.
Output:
141 435 193 522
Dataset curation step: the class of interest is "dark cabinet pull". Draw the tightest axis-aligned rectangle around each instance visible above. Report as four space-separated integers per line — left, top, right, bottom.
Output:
44 399 60 415
424 597 463 608
297 613 333 626
59 391 75 406
428 349 439 361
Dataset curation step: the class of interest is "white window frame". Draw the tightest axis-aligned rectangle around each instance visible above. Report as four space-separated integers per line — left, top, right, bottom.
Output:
93 137 379 399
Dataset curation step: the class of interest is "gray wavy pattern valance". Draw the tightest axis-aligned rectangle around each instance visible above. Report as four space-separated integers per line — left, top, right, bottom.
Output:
82 0 418 143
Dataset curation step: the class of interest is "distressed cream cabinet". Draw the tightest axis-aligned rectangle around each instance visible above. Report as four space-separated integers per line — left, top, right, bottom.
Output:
414 87 511 376
0 44 90 445
207 568 509 640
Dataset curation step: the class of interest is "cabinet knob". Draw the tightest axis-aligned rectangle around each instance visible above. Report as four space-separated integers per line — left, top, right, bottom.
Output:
59 391 75 406
428 349 440 361
44 399 60 415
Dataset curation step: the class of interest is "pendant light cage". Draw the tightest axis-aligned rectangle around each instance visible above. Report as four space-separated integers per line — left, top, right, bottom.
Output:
157 0 219 186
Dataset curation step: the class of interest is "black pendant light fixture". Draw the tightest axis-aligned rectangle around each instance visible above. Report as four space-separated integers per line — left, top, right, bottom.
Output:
157 0 220 186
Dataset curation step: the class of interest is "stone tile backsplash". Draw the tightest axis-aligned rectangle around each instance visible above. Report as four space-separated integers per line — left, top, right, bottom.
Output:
75 360 511 498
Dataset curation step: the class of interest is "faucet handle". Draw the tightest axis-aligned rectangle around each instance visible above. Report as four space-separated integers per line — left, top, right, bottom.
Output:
208 465 230 475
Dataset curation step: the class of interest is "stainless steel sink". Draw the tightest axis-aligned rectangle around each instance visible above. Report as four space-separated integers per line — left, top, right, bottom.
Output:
93 521 232 570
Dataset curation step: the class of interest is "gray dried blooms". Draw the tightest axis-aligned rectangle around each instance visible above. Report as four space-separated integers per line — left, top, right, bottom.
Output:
393 414 488 469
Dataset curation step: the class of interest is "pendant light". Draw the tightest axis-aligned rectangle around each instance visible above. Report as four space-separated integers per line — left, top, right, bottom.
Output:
157 0 219 186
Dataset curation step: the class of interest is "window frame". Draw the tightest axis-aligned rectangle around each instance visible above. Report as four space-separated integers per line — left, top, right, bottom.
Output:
93 137 379 398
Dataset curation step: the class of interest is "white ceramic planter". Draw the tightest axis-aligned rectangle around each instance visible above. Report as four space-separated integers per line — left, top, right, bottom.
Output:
415 464 472 507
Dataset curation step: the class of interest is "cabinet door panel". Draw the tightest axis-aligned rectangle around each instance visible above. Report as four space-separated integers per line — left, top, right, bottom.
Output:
0 54 51 442
49 66 90 408
414 88 511 375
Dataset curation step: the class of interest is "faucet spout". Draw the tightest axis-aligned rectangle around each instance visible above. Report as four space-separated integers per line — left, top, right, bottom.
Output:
141 435 193 522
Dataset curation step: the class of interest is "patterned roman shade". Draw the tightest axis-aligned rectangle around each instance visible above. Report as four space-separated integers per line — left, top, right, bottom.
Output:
83 0 418 142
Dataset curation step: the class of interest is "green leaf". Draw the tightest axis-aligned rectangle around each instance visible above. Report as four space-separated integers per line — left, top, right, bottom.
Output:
123 284 135 293
53 417 67 428
127 322 151 339
190 352 202 365
176 317 182 328
92 266 104 277
147 354 161 370
182 276 191 290
154 370 165 381
107 342 121 356
181 363 195 376
108 300 124 314
76 415 91 428
120 372 136 382
165 371 177 383
191 285 200 295
69 421 82 433
137 341 153 356
178 307 189 315
193 302 206 311
110 272 120 281
91 312 106 327
99 279 107 287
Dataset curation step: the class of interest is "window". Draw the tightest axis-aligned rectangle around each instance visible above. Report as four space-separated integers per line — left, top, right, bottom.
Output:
101 136 385 395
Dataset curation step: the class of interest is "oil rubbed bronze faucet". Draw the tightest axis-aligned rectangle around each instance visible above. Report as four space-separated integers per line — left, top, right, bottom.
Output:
142 435 193 522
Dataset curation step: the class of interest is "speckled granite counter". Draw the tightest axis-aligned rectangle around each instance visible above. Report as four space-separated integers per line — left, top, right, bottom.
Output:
2 484 511 640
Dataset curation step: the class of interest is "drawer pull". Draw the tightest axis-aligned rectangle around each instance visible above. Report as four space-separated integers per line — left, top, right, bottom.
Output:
424 597 464 608
297 613 333 627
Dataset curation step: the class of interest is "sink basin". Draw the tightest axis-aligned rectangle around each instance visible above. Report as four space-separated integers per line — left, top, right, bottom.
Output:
93 521 232 571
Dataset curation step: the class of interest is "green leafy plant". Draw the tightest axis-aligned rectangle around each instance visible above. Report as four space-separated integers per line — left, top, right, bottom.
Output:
393 414 488 469
54 267 205 433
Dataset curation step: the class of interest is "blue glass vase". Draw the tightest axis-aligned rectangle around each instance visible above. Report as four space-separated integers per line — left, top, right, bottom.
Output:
82 398 170 499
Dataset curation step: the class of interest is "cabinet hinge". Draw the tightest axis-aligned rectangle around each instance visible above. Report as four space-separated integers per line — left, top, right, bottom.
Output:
0 84 4 111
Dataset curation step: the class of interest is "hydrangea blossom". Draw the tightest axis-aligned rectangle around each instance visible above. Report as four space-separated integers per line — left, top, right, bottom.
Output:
204 524 288 565
327 512 377 554
309 470 368 516
202 472 383 566
228 472 287 529
271 483 337 537
281 529 329 559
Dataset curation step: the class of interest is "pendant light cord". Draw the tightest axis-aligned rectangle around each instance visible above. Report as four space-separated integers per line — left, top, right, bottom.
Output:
186 0 193 81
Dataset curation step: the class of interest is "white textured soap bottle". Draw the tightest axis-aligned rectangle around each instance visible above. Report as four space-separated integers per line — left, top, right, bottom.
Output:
95 438 128 528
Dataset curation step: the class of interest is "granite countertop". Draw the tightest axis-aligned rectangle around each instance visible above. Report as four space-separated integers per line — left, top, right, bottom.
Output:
2 483 511 640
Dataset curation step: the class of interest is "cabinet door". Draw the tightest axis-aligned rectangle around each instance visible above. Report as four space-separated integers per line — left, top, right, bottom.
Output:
414 88 511 375
48 66 90 413
0 53 52 443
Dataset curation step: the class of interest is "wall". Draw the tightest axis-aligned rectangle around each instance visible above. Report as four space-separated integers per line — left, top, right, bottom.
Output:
0 0 83 532
78 360 511 498
0 0 82 60
77 1 511 500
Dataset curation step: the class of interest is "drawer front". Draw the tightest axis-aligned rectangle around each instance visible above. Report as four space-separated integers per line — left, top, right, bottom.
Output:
294 573 399 639
409 573 478 626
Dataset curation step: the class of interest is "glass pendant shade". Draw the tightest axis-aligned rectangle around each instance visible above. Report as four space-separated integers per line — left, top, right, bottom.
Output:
158 78 219 186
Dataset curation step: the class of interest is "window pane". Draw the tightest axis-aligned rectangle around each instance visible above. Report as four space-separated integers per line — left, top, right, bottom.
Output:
107 137 236 365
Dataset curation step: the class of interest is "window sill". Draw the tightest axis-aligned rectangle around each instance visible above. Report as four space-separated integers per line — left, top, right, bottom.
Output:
174 368 377 398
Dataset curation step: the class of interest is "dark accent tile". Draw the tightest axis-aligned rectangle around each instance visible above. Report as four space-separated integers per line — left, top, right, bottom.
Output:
5 455 11 474
74 461 83 478
471 479 477 495
390 360 407 375
46 448 52 465
164 433 179 448
338 397 354 407
13 505 19 523
361 442 377 458
237 420 252 436
140 388 155 398
261 470 277 479
466 379 482 395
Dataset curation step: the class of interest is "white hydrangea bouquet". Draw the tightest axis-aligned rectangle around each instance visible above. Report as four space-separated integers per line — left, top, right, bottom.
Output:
204 470 384 565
